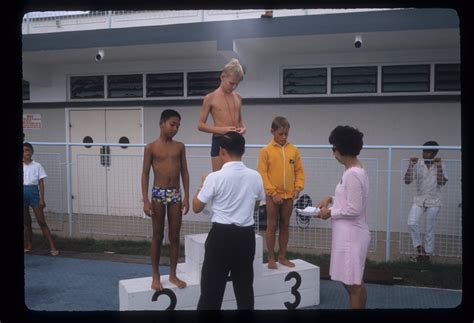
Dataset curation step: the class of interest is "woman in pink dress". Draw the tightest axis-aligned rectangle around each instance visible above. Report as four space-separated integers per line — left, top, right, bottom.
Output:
317 125 370 309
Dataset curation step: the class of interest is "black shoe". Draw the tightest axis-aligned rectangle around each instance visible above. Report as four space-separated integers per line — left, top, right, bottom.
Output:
416 254 430 263
416 245 426 255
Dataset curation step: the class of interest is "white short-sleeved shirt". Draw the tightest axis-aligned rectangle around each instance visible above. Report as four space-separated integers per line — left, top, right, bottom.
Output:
197 161 265 227
413 160 448 207
23 160 47 186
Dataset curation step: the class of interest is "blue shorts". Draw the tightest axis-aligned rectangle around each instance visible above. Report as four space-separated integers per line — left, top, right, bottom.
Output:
24 185 40 208
211 135 223 157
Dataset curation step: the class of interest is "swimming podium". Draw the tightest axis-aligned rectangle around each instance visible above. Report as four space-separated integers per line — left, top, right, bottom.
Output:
119 233 320 310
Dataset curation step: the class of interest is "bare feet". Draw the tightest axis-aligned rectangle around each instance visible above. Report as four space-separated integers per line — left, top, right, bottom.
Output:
278 258 295 268
151 276 163 291
267 258 278 269
169 276 187 289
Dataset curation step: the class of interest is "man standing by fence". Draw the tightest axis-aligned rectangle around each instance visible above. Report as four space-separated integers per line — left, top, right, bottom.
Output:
404 141 448 262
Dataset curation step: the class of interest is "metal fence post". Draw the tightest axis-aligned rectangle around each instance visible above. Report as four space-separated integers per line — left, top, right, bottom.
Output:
66 142 73 238
385 146 393 262
108 10 112 29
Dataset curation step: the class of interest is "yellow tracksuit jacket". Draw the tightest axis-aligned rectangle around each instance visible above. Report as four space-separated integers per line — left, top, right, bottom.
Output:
257 139 305 198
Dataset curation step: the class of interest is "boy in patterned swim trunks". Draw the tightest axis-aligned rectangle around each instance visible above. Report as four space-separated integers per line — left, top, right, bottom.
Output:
141 109 190 291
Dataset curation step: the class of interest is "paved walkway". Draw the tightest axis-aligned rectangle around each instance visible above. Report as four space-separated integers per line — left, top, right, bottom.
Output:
24 253 462 311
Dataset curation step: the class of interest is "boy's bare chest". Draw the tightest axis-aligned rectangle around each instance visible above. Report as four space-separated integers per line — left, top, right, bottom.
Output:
211 94 239 112
152 147 181 163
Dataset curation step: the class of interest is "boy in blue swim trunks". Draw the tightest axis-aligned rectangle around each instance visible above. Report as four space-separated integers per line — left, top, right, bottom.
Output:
23 142 58 256
197 58 246 171
141 109 190 291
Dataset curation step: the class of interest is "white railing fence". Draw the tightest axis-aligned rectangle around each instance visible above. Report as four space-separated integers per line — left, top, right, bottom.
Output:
22 9 394 34
24 142 461 262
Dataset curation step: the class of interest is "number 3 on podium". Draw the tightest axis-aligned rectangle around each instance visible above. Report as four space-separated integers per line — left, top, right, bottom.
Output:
284 271 302 309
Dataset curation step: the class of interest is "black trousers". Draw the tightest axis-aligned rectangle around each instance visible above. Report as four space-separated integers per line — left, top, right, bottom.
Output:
197 223 256 310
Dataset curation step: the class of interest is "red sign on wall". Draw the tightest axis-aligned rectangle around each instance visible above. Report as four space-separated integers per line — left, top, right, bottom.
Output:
23 114 42 129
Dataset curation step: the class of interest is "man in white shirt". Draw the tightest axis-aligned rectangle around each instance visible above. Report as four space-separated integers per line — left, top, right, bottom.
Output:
404 141 448 262
192 131 265 310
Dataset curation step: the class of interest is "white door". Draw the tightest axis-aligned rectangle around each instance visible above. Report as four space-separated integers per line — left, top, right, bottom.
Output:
70 110 107 215
105 109 143 216
69 109 143 215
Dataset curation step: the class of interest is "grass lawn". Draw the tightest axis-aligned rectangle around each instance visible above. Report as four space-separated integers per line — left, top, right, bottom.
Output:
29 233 462 290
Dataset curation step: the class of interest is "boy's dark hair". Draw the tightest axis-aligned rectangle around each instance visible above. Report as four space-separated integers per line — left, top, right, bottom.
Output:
219 131 245 157
271 116 290 130
328 125 364 156
160 109 181 123
23 142 34 153
423 140 439 155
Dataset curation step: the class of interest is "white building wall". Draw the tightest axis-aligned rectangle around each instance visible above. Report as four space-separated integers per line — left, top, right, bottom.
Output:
139 102 460 147
24 46 460 102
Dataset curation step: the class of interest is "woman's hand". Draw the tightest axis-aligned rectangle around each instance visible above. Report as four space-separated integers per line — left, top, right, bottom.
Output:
317 196 332 209
319 207 331 220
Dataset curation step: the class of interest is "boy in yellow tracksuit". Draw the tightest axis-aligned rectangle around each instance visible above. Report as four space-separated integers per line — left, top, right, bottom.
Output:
257 116 305 269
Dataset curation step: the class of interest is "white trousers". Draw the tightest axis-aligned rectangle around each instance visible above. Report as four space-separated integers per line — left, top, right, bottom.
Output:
407 204 440 254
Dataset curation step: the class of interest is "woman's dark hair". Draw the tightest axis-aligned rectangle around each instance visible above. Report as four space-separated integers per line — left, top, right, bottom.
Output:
23 142 34 153
328 125 364 156
219 131 245 157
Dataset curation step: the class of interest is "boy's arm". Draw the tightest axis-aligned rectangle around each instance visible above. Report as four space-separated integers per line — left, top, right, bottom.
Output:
197 95 214 134
180 143 190 214
38 178 46 209
294 149 305 194
141 144 153 216
236 93 246 135
257 149 277 197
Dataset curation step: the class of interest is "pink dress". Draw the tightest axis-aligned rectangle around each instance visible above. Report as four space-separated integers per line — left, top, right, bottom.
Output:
329 167 370 285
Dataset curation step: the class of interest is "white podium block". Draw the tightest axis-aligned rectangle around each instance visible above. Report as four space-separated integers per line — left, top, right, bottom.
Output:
119 233 319 310
177 233 263 282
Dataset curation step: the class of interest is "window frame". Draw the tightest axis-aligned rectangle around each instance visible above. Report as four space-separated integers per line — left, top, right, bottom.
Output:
381 64 431 93
22 80 30 101
186 70 221 97
282 67 328 95
434 63 461 92
69 75 106 100
106 73 144 99
146 72 185 98
330 66 378 94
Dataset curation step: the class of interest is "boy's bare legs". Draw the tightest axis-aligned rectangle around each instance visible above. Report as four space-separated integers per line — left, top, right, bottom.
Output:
24 206 33 251
265 197 279 269
167 203 186 288
211 156 224 172
150 202 166 290
343 283 367 309
278 199 295 267
31 206 57 253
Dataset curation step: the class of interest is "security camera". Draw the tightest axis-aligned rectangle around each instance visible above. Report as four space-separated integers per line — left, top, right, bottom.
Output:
354 35 362 49
95 49 105 61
